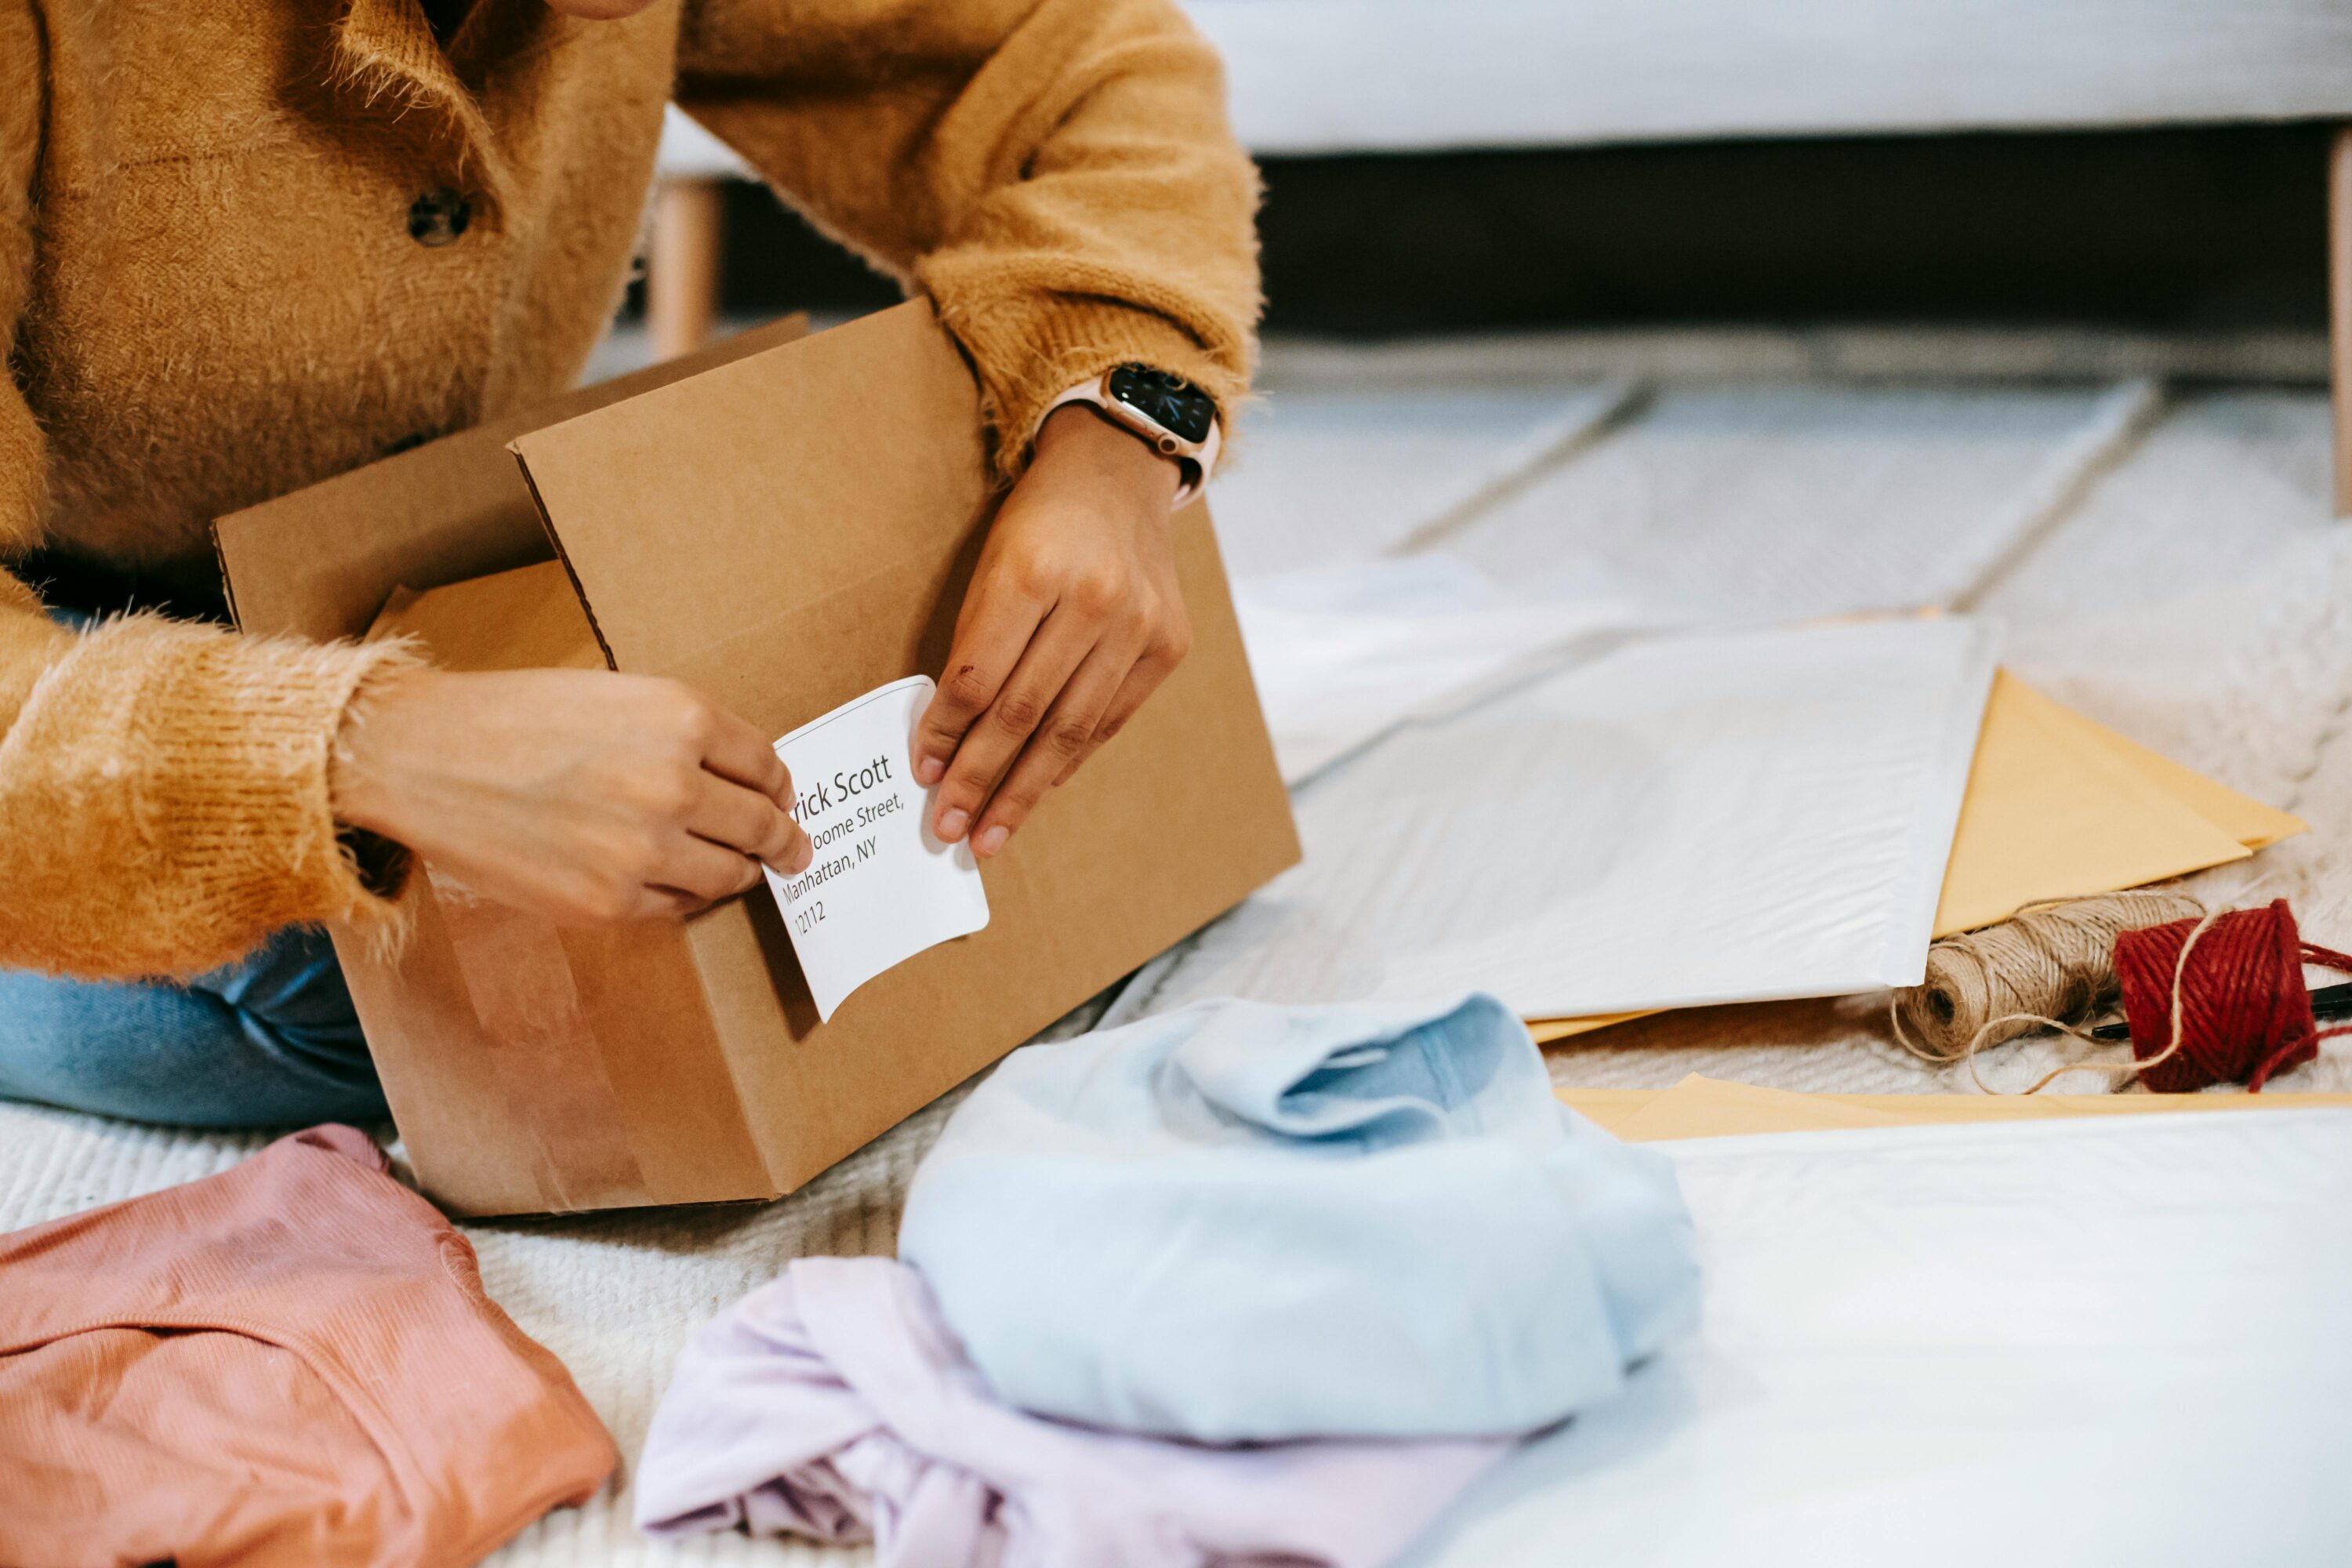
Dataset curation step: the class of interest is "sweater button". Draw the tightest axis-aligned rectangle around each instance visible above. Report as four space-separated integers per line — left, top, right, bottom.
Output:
407 188 471 247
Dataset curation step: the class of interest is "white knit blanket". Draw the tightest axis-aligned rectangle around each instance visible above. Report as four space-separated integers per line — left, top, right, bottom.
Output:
6 366 2348 1565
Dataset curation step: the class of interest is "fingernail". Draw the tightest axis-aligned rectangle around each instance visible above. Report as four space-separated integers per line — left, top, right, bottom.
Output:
937 808 969 841
915 755 946 786
975 825 1008 858
791 836 814 873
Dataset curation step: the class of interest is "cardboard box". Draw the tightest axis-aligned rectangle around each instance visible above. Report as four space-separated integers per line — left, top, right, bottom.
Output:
214 303 1300 1216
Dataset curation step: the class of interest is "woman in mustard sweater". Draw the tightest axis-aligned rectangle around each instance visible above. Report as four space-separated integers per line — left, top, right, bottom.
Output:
0 0 1257 1123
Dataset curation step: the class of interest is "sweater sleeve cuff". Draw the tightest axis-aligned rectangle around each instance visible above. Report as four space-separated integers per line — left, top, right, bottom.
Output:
0 615 426 978
928 292 1250 486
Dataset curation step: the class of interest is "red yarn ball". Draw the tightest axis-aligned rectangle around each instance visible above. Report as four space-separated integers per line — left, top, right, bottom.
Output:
2113 899 2352 1092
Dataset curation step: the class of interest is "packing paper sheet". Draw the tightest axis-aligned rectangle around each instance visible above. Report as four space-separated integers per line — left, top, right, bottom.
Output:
1142 612 1995 1019
1411 1111 2352 1566
1236 553 1664 784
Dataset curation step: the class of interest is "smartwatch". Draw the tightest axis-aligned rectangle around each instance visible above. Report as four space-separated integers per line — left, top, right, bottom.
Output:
1038 365 1222 507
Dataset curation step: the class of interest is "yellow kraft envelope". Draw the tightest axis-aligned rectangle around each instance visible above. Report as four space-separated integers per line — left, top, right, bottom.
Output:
1558 1073 2352 1141
1527 673 2305 1045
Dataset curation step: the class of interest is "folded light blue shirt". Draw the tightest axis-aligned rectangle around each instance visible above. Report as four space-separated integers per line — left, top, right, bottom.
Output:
897 993 1698 1443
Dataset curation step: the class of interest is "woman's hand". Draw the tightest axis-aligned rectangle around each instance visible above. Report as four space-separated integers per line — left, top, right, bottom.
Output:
911 405 1191 858
332 667 812 924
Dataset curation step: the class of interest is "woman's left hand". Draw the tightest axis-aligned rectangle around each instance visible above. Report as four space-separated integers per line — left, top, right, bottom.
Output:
911 403 1192 858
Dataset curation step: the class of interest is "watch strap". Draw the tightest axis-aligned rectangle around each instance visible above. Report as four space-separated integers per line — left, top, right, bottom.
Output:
1036 373 1220 508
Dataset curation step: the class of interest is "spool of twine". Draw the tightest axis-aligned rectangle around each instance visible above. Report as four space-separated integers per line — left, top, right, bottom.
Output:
1891 890 2205 1064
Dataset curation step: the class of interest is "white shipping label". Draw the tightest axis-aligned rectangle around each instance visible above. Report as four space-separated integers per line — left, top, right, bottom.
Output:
764 676 990 1022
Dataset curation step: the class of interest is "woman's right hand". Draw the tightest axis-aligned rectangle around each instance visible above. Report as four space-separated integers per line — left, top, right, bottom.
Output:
331 666 812 924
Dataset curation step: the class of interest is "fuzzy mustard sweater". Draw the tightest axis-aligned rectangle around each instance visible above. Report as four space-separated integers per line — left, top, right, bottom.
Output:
0 0 1259 980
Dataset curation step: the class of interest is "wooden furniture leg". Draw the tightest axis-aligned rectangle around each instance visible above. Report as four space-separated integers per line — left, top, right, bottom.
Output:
648 177 725 362
2331 129 2352 516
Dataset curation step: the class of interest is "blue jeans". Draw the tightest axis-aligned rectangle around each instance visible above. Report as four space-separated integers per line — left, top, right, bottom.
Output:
0 925 383 1128
0 593 382 1128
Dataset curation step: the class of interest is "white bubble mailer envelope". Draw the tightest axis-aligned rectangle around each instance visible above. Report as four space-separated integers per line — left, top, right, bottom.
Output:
1146 615 1996 1018
1415 1111 2352 1567
765 676 989 1021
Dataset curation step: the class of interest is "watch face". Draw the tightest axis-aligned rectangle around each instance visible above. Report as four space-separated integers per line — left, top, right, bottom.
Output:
1107 364 1216 444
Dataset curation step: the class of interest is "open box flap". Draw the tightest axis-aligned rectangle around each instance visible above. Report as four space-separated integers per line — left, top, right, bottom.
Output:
509 302 987 731
215 314 811 643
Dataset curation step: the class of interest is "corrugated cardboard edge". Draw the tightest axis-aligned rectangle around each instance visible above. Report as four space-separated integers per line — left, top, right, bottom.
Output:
506 459 619 673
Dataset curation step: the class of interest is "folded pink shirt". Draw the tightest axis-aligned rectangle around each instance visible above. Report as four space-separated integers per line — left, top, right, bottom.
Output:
0 1124 615 1567
636 1255 1508 1566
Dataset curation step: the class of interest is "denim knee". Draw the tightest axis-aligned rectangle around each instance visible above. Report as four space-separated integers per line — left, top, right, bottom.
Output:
0 925 383 1128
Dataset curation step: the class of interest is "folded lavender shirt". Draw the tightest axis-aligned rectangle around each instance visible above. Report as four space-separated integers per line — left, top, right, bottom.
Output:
633 1256 1504 1567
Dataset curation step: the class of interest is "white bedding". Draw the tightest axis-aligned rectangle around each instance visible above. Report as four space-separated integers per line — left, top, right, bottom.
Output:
1411 1111 2352 1566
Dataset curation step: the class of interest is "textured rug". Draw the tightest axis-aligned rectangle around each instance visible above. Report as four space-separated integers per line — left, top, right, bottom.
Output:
6 357 2347 1564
